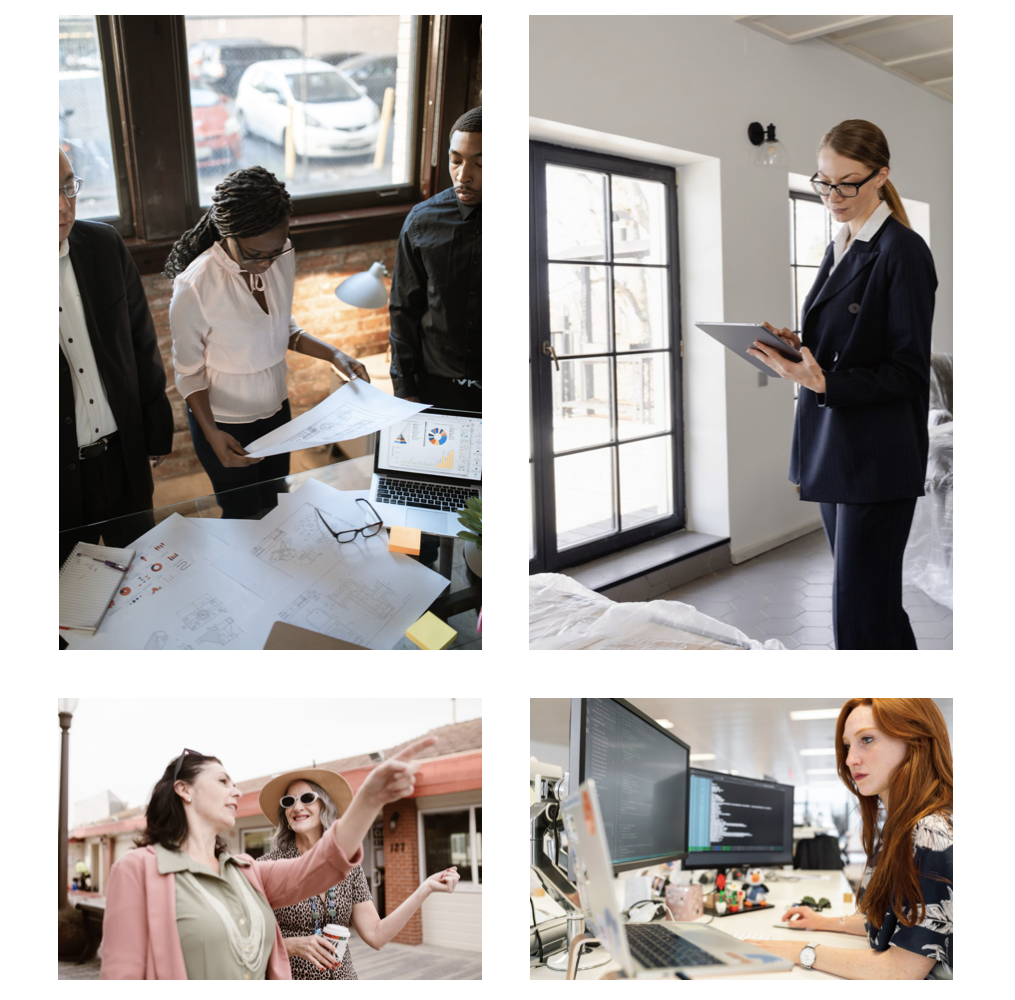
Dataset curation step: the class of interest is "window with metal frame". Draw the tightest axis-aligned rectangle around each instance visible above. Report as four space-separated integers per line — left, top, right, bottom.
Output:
418 805 482 888
530 143 684 574
789 190 834 333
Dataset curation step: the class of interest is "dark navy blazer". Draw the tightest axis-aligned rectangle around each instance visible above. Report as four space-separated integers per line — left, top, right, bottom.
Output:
790 215 937 503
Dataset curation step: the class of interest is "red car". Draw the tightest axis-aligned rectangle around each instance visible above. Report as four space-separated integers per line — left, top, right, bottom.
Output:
191 88 241 168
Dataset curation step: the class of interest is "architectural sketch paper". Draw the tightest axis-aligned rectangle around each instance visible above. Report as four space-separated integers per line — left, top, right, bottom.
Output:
67 565 264 650
237 529 448 650
244 379 430 458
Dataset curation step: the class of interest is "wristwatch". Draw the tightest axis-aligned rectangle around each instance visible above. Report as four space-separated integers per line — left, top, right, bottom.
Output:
799 942 820 969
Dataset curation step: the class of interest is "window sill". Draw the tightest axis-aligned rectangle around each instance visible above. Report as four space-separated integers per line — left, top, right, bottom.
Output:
124 202 415 276
560 530 730 602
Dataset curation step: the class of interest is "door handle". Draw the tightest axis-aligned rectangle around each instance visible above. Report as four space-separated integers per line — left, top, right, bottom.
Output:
542 340 560 372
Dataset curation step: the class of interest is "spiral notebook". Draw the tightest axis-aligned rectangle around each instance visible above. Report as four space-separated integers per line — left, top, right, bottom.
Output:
59 541 135 634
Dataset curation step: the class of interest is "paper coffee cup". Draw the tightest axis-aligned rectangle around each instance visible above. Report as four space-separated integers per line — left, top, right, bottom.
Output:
322 924 350 965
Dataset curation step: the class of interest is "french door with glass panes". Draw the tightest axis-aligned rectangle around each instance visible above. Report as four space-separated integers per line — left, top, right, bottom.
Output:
529 143 683 573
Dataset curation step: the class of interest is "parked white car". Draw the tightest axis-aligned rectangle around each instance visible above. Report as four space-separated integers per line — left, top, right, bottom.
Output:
235 58 381 159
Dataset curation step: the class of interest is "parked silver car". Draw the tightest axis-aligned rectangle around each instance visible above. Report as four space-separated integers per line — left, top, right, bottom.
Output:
235 58 380 159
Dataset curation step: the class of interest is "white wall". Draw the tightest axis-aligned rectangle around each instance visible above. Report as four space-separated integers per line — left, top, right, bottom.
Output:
531 15 953 561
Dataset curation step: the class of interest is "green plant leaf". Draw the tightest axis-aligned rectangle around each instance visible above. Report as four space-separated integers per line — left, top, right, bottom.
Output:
457 530 480 545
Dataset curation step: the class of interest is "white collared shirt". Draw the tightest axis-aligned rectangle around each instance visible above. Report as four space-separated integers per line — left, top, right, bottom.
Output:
169 240 305 423
830 200 892 274
59 237 119 447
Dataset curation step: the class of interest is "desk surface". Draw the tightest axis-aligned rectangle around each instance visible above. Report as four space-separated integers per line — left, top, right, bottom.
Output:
531 869 866 981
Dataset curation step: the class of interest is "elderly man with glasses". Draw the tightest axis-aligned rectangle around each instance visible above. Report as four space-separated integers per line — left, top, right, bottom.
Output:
59 147 174 564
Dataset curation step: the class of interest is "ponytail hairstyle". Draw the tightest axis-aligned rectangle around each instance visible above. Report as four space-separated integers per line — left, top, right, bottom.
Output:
835 699 952 930
163 165 293 278
135 752 231 857
818 120 911 229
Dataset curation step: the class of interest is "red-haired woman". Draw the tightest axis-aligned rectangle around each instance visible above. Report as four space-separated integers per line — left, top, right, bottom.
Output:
748 698 952 979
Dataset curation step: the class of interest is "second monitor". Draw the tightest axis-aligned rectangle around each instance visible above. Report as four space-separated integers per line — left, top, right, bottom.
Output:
684 767 794 870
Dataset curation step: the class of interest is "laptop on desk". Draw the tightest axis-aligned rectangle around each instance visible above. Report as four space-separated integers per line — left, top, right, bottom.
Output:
369 408 481 538
561 779 792 979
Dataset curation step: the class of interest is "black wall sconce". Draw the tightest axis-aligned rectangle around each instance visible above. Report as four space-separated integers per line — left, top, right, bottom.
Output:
748 122 789 167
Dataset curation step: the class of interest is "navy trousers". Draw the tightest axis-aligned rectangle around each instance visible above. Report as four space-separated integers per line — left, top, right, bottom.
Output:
819 497 919 650
188 399 292 518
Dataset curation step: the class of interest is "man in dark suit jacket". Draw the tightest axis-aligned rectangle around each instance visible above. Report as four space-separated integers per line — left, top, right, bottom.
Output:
60 148 174 556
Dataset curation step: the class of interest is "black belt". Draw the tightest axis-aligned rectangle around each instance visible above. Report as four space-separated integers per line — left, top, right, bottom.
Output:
78 432 118 460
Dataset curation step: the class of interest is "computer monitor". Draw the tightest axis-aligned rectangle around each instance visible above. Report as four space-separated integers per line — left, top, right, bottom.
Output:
683 767 795 870
567 698 690 874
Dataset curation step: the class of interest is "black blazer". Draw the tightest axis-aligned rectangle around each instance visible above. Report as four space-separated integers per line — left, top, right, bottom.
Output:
790 215 936 503
60 220 175 530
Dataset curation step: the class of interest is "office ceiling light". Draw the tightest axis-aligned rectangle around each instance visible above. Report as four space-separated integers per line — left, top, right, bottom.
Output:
790 708 842 721
748 121 789 167
800 748 837 756
689 753 716 761
655 718 674 729
805 768 839 775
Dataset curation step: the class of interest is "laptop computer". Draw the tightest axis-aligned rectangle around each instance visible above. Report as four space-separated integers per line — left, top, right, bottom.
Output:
369 407 481 538
561 779 792 979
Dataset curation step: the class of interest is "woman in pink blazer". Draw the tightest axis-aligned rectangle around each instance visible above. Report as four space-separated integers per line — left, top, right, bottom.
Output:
100 739 435 979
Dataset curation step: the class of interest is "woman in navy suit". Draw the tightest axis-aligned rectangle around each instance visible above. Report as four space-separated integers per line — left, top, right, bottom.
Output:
748 120 937 650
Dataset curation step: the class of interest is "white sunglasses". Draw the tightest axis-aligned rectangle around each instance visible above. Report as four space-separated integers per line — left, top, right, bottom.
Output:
281 791 322 809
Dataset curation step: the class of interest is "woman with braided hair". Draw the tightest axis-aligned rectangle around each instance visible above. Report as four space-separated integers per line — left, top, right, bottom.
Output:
165 166 368 517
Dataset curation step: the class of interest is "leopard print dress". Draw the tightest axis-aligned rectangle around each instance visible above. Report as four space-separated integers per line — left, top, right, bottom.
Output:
257 847 373 980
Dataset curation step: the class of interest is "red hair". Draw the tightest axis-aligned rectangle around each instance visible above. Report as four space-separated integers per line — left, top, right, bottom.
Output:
835 699 952 929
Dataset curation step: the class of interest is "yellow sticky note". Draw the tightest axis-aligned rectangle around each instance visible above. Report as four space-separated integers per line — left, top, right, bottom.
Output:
406 612 457 650
388 525 422 555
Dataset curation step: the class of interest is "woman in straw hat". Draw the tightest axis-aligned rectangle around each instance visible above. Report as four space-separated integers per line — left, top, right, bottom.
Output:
100 739 434 980
257 764 460 979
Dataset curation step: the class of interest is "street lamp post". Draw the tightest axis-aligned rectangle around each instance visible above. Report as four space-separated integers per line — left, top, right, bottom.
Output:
58 699 78 910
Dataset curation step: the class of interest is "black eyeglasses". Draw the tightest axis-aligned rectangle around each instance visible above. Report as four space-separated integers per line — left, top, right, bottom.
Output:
60 176 83 199
281 791 323 809
173 748 203 782
810 168 880 200
231 236 294 267
315 499 383 543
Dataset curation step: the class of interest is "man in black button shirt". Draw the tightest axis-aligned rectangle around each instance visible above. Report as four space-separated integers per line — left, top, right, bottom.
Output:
389 106 481 412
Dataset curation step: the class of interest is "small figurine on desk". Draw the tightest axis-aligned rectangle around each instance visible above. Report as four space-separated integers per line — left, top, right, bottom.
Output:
742 868 769 907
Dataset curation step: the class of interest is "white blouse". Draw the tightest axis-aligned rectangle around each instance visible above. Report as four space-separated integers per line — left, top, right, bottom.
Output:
169 240 304 423
830 200 892 274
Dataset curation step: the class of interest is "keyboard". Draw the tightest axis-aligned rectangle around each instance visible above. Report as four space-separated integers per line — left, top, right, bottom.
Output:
375 476 479 512
626 923 719 969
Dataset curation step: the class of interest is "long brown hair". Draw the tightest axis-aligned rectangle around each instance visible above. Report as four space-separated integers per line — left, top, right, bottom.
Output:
818 120 911 229
135 753 230 857
835 699 952 929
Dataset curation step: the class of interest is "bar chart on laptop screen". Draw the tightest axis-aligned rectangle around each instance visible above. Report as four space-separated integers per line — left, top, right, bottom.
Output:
386 417 481 478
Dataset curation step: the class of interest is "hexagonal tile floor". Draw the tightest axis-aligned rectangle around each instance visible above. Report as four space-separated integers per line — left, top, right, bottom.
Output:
657 529 951 650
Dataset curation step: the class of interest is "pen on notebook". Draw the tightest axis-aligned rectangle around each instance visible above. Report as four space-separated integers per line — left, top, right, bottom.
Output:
78 553 130 573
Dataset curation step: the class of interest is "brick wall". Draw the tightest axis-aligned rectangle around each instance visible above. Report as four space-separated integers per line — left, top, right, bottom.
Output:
142 239 398 484
383 799 422 945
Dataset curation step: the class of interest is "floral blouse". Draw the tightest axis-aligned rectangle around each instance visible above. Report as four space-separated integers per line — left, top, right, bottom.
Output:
858 812 952 979
257 846 372 980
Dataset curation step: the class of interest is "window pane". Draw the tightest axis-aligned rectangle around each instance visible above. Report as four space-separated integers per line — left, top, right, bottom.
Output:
614 266 668 351
617 354 670 441
59 16 119 220
185 16 417 205
553 358 614 452
620 438 673 530
556 449 617 551
612 174 666 264
793 197 829 266
241 829 272 860
423 811 472 882
548 264 610 355
545 165 607 261
795 266 821 330
475 807 481 885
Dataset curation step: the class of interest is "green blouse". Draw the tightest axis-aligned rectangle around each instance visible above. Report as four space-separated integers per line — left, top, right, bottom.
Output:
155 844 276 980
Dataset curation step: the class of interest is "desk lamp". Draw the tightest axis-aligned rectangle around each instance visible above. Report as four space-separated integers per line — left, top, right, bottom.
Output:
334 261 389 309
530 758 611 973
